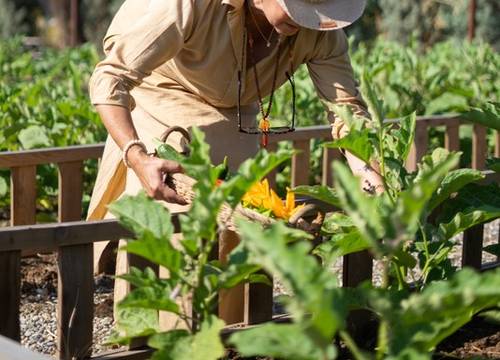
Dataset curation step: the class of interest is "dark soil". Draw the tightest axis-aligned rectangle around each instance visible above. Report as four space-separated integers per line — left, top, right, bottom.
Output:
435 317 500 359
21 255 500 359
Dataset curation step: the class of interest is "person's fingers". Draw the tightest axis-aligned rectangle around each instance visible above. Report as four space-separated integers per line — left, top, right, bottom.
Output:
156 185 188 205
157 159 183 174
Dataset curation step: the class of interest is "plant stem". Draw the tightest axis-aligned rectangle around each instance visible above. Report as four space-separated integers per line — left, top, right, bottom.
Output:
340 330 371 360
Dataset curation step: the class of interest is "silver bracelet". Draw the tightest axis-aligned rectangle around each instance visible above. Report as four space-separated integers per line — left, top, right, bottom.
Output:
122 139 147 168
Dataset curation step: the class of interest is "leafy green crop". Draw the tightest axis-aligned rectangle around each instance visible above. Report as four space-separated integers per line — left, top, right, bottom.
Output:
107 128 294 357
109 89 500 359
0 38 105 217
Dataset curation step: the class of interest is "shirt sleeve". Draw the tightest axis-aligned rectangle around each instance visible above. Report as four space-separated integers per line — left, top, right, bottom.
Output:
306 29 369 139
89 0 195 109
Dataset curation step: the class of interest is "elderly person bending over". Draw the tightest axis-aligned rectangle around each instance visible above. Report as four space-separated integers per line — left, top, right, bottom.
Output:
87 0 383 327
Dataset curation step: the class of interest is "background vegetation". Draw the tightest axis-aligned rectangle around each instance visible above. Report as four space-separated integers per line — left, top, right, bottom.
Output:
0 0 499 217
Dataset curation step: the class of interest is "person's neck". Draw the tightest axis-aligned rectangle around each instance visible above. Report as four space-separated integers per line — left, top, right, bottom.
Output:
246 0 274 38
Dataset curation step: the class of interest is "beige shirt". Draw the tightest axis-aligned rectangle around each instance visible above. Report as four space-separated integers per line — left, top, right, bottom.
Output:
87 0 367 220
89 0 366 126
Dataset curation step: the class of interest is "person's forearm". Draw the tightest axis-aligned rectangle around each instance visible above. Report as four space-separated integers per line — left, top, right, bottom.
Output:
95 104 147 165
344 151 385 194
95 104 140 149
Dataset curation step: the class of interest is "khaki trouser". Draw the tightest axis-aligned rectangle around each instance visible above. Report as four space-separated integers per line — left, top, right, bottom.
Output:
90 99 259 328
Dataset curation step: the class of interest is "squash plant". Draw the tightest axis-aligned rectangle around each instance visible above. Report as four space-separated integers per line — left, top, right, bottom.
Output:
229 78 500 359
293 75 500 290
106 128 294 358
104 76 500 358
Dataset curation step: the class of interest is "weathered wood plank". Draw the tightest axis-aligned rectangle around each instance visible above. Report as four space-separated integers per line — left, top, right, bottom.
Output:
406 122 428 171
472 124 487 170
462 224 484 269
11 166 37 226
0 144 104 168
343 251 373 287
56 161 93 359
322 146 342 187
0 220 131 252
268 126 331 143
57 244 93 359
0 251 21 341
2 166 37 339
0 217 173 252
58 161 84 221
291 140 310 187
445 124 460 152
342 250 373 344
244 274 273 325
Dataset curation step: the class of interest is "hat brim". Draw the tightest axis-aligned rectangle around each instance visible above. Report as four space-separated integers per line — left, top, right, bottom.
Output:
275 0 366 31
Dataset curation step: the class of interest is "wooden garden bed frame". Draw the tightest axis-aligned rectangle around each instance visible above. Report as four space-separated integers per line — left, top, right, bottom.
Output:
0 115 499 359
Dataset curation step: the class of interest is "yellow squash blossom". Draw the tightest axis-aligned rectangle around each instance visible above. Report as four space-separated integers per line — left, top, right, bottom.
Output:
243 180 305 221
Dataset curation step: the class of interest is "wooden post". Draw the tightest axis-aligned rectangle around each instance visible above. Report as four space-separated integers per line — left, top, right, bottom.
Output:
56 161 93 359
343 251 373 342
244 273 273 325
472 124 487 170
468 0 477 42
445 124 460 152
462 126 486 270
407 122 428 171
0 252 21 341
462 225 483 269
322 146 342 187
0 166 37 341
291 140 310 187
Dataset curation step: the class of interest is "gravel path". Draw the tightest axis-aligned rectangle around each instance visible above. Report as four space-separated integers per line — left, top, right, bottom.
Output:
18 220 499 357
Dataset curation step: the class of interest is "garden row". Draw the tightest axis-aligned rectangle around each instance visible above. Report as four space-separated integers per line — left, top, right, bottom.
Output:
1 76 499 358
0 37 498 216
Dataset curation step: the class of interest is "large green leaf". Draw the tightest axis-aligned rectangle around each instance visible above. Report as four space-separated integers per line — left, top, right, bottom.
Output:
333 161 388 247
321 212 354 234
438 183 500 239
293 185 341 208
119 286 180 313
230 323 336 360
155 140 185 164
396 149 460 235
149 316 225 360
122 230 184 275
107 307 159 345
237 220 348 344
18 125 51 149
392 112 416 162
427 168 484 212
388 268 500 354
361 72 385 127
313 228 370 263
426 93 469 115
108 192 173 240
325 128 374 164
462 102 500 131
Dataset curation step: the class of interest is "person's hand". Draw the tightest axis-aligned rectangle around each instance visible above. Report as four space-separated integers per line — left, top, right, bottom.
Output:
127 145 188 204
